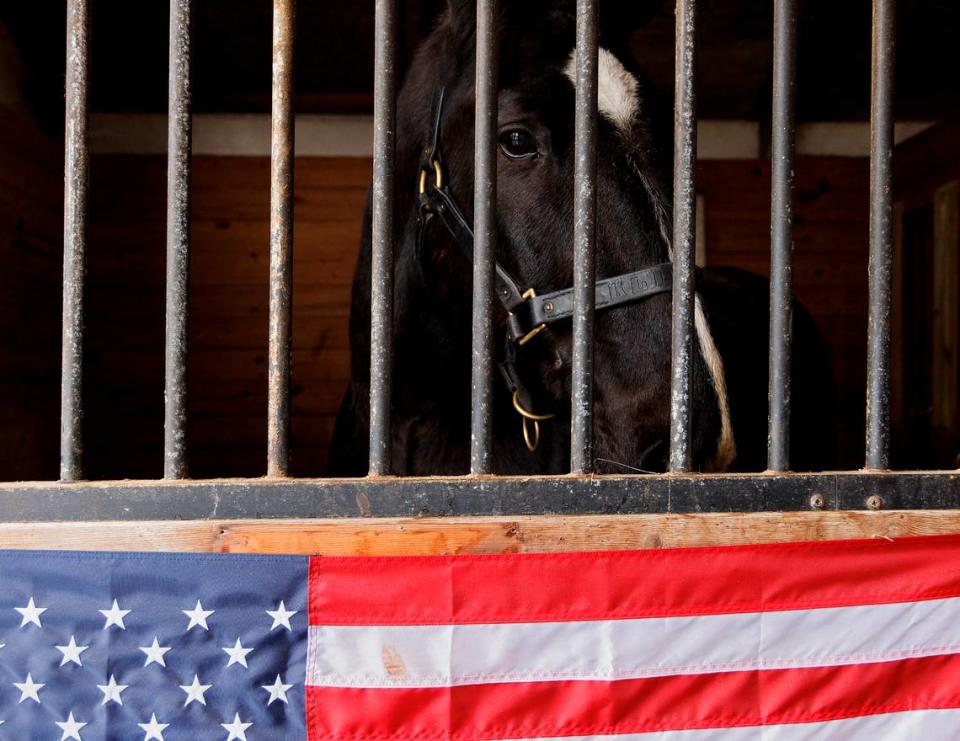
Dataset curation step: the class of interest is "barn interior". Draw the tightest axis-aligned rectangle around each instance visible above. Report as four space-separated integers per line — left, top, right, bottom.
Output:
0 0 958 481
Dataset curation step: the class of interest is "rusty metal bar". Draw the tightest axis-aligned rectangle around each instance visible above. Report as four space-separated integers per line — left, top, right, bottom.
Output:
470 0 499 474
768 0 797 472
61 0 90 483
570 0 599 474
164 0 193 479
669 0 698 473
268 0 296 478
368 0 397 476
866 0 896 470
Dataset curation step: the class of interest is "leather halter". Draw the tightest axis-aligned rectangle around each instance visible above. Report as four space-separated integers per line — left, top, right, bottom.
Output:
416 88 675 451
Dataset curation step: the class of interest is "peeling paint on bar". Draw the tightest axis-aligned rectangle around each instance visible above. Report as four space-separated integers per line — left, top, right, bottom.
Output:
368 0 397 476
865 0 896 471
570 0 599 474
669 0 697 473
61 0 89 483
471 0 499 475
164 0 193 480
268 0 296 478
768 0 797 471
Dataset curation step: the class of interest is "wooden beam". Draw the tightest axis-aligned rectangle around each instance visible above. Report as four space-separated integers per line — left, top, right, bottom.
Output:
1 512 959 555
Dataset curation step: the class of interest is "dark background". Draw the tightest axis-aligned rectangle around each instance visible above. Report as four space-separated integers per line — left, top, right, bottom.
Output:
3 0 959 129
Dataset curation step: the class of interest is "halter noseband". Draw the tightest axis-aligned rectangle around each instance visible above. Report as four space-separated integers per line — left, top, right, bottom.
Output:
416 87 675 451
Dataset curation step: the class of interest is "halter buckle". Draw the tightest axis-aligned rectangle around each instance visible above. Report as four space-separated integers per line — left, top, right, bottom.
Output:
516 288 547 346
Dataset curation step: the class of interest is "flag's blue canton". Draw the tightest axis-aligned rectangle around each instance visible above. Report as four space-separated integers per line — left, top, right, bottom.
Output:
0 550 308 740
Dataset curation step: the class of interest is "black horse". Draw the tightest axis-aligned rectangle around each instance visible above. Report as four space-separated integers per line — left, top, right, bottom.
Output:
328 0 835 476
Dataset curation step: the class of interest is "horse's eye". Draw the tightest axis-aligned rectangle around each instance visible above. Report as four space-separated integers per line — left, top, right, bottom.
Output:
498 128 538 160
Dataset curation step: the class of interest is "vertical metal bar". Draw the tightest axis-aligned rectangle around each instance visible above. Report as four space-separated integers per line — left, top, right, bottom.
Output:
470 0 499 475
61 0 89 482
570 0 599 474
164 0 193 479
768 0 797 471
866 0 896 470
368 0 397 476
268 0 296 478
669 0 698 473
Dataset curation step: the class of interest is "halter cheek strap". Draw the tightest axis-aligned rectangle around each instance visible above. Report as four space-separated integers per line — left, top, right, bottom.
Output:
416 86 676 451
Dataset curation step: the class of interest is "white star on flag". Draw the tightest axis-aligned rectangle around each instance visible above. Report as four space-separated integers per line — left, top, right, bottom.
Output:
14 673 44 703
138 713 169 741
15 597 47 628
267 600 297 631
139 637 172 667
179 674 212 706
56 636 89 667
222 638 254 668
99 599 131 630
55 712 87 741
221 713 253 741
261 674 293 705
97 674 128 705
182 600 214 631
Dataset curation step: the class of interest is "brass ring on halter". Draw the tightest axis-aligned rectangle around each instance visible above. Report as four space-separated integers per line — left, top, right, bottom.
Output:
511 390 555 421
522 418 540 451
418 160 444 195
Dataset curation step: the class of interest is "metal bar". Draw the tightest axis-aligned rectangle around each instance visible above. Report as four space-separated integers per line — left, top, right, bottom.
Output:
61 0 90 483
470 0 499 475
268 0 296 478
865 0 896 470
570 0 599 474
164 0 193 479
768 0 798 471
0 472 959 521
669 0 698 473
368 0 397 476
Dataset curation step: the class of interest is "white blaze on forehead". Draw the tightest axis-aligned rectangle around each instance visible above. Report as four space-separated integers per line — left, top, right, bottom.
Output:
564 47 639 133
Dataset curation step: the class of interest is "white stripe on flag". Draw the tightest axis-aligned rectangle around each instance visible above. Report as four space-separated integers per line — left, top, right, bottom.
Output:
501 707 960 740
307 595 960 687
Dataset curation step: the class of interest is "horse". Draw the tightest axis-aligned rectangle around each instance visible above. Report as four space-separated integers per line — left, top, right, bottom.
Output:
328 0 835 476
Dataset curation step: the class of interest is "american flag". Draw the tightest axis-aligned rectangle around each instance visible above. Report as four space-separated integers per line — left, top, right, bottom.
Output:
0 551 307 739
3 536 960 739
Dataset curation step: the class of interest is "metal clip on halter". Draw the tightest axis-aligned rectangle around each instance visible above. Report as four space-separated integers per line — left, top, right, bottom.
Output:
418 159 443 196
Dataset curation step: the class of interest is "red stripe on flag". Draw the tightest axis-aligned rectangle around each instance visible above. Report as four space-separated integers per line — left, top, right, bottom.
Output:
309 535 960 625
306 652 960 741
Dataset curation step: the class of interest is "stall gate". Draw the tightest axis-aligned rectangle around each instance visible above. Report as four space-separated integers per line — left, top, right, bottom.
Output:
2 0 958 555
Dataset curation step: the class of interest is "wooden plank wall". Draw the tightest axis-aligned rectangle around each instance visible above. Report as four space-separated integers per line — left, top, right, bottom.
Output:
700 158 870 467
85 156 369 479
0 107 61 482
0 151 869 480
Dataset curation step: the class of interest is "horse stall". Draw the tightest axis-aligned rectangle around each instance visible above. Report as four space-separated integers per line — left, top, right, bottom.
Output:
0 0 959 559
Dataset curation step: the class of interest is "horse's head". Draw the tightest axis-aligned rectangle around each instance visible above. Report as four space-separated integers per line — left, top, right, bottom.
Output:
389 0 733 473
